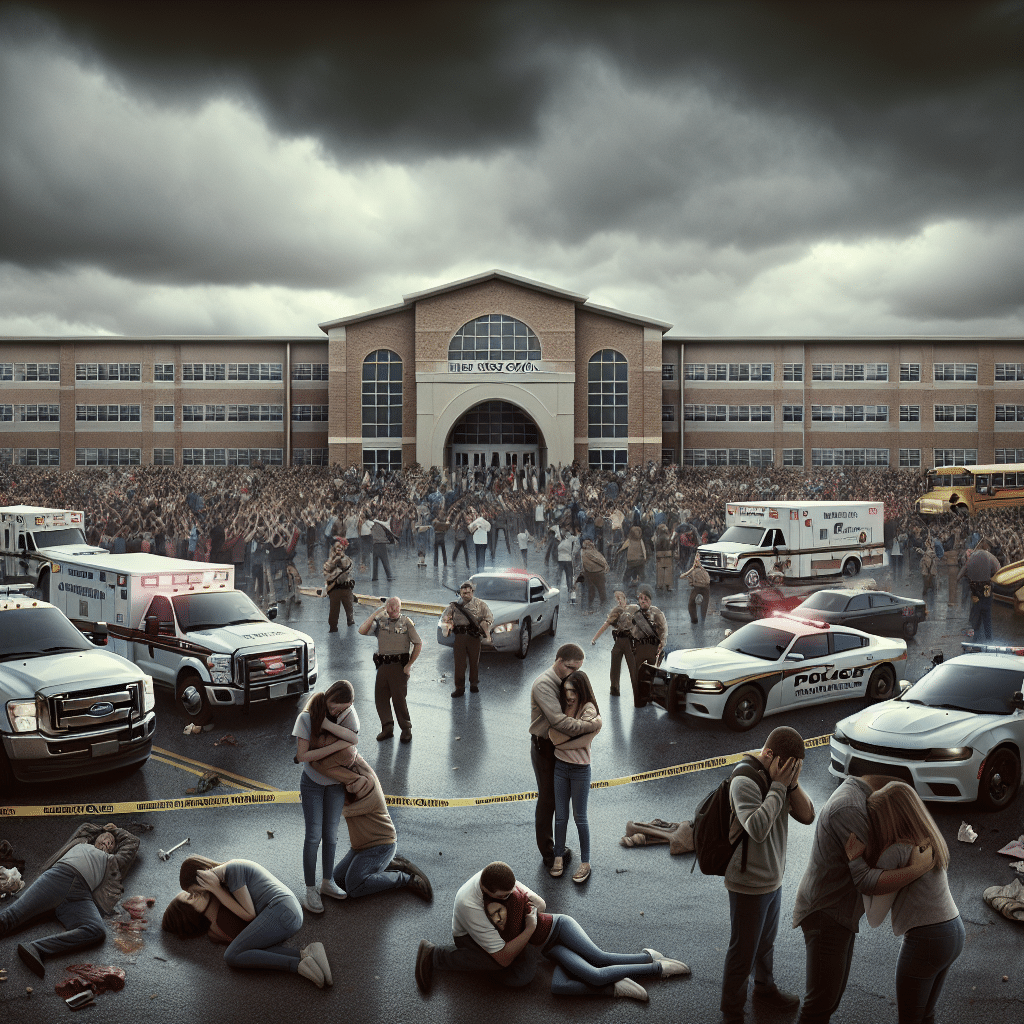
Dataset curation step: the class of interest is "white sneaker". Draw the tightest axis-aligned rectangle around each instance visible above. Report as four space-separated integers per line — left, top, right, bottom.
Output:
320 878 348 900
301 941 333 986
613 978 648 1001
297 956 325 987
303 885 324 914
657 958 691 977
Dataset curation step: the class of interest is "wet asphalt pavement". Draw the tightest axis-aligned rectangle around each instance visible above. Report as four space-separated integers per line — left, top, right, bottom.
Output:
2 543 1022 1024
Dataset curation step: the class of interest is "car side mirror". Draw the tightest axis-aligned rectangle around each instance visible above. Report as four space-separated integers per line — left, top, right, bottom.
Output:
1012 691 1024 711
268 605 278 620
786 652 805 662
91 622 109 646
144 614 160 636
723 628 732 638
899 678 913 694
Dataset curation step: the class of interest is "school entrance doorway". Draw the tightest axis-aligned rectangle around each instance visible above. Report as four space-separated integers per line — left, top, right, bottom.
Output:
447 401 546 471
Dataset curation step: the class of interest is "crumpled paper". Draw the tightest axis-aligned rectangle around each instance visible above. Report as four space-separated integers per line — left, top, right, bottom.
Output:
1009 860 1024 875
957 821 978 843
0 865 24 895
997 835 1024 858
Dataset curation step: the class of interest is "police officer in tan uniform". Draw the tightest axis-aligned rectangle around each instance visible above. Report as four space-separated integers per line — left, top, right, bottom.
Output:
626 584 667 708
358 597 422 742
440 581 494 698
323 540 355 631
590 589 634 697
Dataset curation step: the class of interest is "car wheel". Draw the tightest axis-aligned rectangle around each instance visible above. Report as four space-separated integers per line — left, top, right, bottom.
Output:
742 563 765 590
867 665 897 700
977 747 1021 812
724 685 764 732
515 621 532 660
901 618 918 639
176 670 213 725
842 558 860 577
549 606 558 638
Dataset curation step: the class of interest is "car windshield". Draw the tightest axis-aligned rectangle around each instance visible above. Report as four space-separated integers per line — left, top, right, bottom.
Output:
172 591 266 632
715 526 766 546
0 606 93 660
799 592 851 612
470 578 528 603
31 527 88 548
901 662 1024 715
718 623 795 661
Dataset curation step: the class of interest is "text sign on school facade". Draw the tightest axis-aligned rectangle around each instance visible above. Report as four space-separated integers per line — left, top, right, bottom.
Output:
448 361 542 373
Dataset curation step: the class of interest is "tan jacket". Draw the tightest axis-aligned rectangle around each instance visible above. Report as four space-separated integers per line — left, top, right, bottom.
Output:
343 771 398 850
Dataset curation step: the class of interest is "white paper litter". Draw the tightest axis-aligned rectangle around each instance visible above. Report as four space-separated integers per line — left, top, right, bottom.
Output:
1010 860 1024 875
997 835 1024 858
957 821 978 844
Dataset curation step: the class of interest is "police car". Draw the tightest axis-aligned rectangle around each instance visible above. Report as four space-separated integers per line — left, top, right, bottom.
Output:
829 642 1024 811
639 613 907 731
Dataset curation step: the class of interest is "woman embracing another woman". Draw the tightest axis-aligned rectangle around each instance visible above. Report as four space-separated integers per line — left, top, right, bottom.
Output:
548 670 601 883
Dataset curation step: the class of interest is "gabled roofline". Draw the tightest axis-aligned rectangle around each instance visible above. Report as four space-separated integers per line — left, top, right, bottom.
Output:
319 269 673 333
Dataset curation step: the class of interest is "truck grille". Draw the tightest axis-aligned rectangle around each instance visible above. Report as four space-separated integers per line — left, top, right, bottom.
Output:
699 550 722 569
48 682 140 732
242 646 304 688
848 738 930 761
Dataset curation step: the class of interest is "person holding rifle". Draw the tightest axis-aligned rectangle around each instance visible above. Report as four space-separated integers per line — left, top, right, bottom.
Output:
441 580 494 697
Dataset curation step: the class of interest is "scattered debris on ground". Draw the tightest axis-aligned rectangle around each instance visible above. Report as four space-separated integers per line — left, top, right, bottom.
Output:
186 771 220 794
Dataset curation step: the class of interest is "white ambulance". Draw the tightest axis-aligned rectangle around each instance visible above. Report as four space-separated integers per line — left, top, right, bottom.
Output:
697 501 886 588
44 550 317 728
0 505 106 595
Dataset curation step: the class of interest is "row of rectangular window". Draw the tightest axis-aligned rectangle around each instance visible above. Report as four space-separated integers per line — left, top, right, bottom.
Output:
0 362 328 382
0 405 61 422
181 405 284 422
675 362 1020 383
671 403 1015 423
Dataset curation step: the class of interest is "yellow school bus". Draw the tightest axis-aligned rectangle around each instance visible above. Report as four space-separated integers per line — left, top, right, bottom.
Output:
916 463 1024 516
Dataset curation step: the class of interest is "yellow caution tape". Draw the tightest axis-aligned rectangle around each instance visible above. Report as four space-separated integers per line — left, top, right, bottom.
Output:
0 734 832 817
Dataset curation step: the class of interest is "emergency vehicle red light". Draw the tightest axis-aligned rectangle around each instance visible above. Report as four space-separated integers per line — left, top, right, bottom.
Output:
774 612 830 629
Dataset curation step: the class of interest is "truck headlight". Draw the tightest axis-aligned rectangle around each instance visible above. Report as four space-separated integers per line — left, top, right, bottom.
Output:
726 555 739 568
492 621 517 634
690 679 724 693
7 700 38 733
205 654 233 685
307 641 317 675
142 674 155 713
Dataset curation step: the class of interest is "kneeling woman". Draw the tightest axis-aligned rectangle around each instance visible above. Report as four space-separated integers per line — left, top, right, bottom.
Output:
162 856 333 988
486 885 689 1001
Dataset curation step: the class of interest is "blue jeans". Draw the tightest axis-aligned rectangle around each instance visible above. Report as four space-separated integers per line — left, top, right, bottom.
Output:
224 896 304 971
0 864 105 960
895 916 965 1024
332 841 410 898
968 595 993 639
371 543 393 581
557 560 574 591
796 912 857 1024
554 760 591 862
543 915 662 995
299 771 346 886
475 543 488 573
721 887 782 1016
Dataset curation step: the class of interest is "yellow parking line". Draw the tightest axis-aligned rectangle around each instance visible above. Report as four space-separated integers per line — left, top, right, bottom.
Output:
151 746 279 791
149 754 254 792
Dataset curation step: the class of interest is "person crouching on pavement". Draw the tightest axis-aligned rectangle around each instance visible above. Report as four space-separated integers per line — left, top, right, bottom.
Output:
414 861 689 1000
1 822 140 978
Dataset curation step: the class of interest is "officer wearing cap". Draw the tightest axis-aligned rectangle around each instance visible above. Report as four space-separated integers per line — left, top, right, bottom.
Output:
358 597 422 742
626 584 667 708
440 581 494 698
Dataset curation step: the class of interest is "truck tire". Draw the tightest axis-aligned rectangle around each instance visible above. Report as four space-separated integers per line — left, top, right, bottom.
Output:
842 558 860 577
742 562 765 590
867 665 897 700
724 685 764 731
176 670 213 726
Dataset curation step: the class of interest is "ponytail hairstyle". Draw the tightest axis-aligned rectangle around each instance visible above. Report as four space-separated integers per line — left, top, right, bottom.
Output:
304 679 355 739
866 782 948 871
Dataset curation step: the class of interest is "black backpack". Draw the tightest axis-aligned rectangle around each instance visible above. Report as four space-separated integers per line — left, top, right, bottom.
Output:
691 755 771 876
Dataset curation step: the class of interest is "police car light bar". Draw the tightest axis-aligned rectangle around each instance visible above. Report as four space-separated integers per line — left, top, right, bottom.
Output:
961 641 1024 657
773 611 831 629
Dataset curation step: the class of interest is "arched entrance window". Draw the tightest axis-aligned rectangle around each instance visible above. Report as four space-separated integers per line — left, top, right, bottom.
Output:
449 315 541 362
362 349 402 473
448 401 543 470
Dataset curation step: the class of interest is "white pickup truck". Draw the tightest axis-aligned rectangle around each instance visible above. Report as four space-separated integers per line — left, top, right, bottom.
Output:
1 588 156 787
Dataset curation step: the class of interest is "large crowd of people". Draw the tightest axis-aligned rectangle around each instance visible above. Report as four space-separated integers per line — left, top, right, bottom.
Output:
3 461 1022 592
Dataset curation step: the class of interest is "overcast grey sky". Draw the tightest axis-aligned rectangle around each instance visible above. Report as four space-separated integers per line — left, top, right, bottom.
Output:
1 0 1021 338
